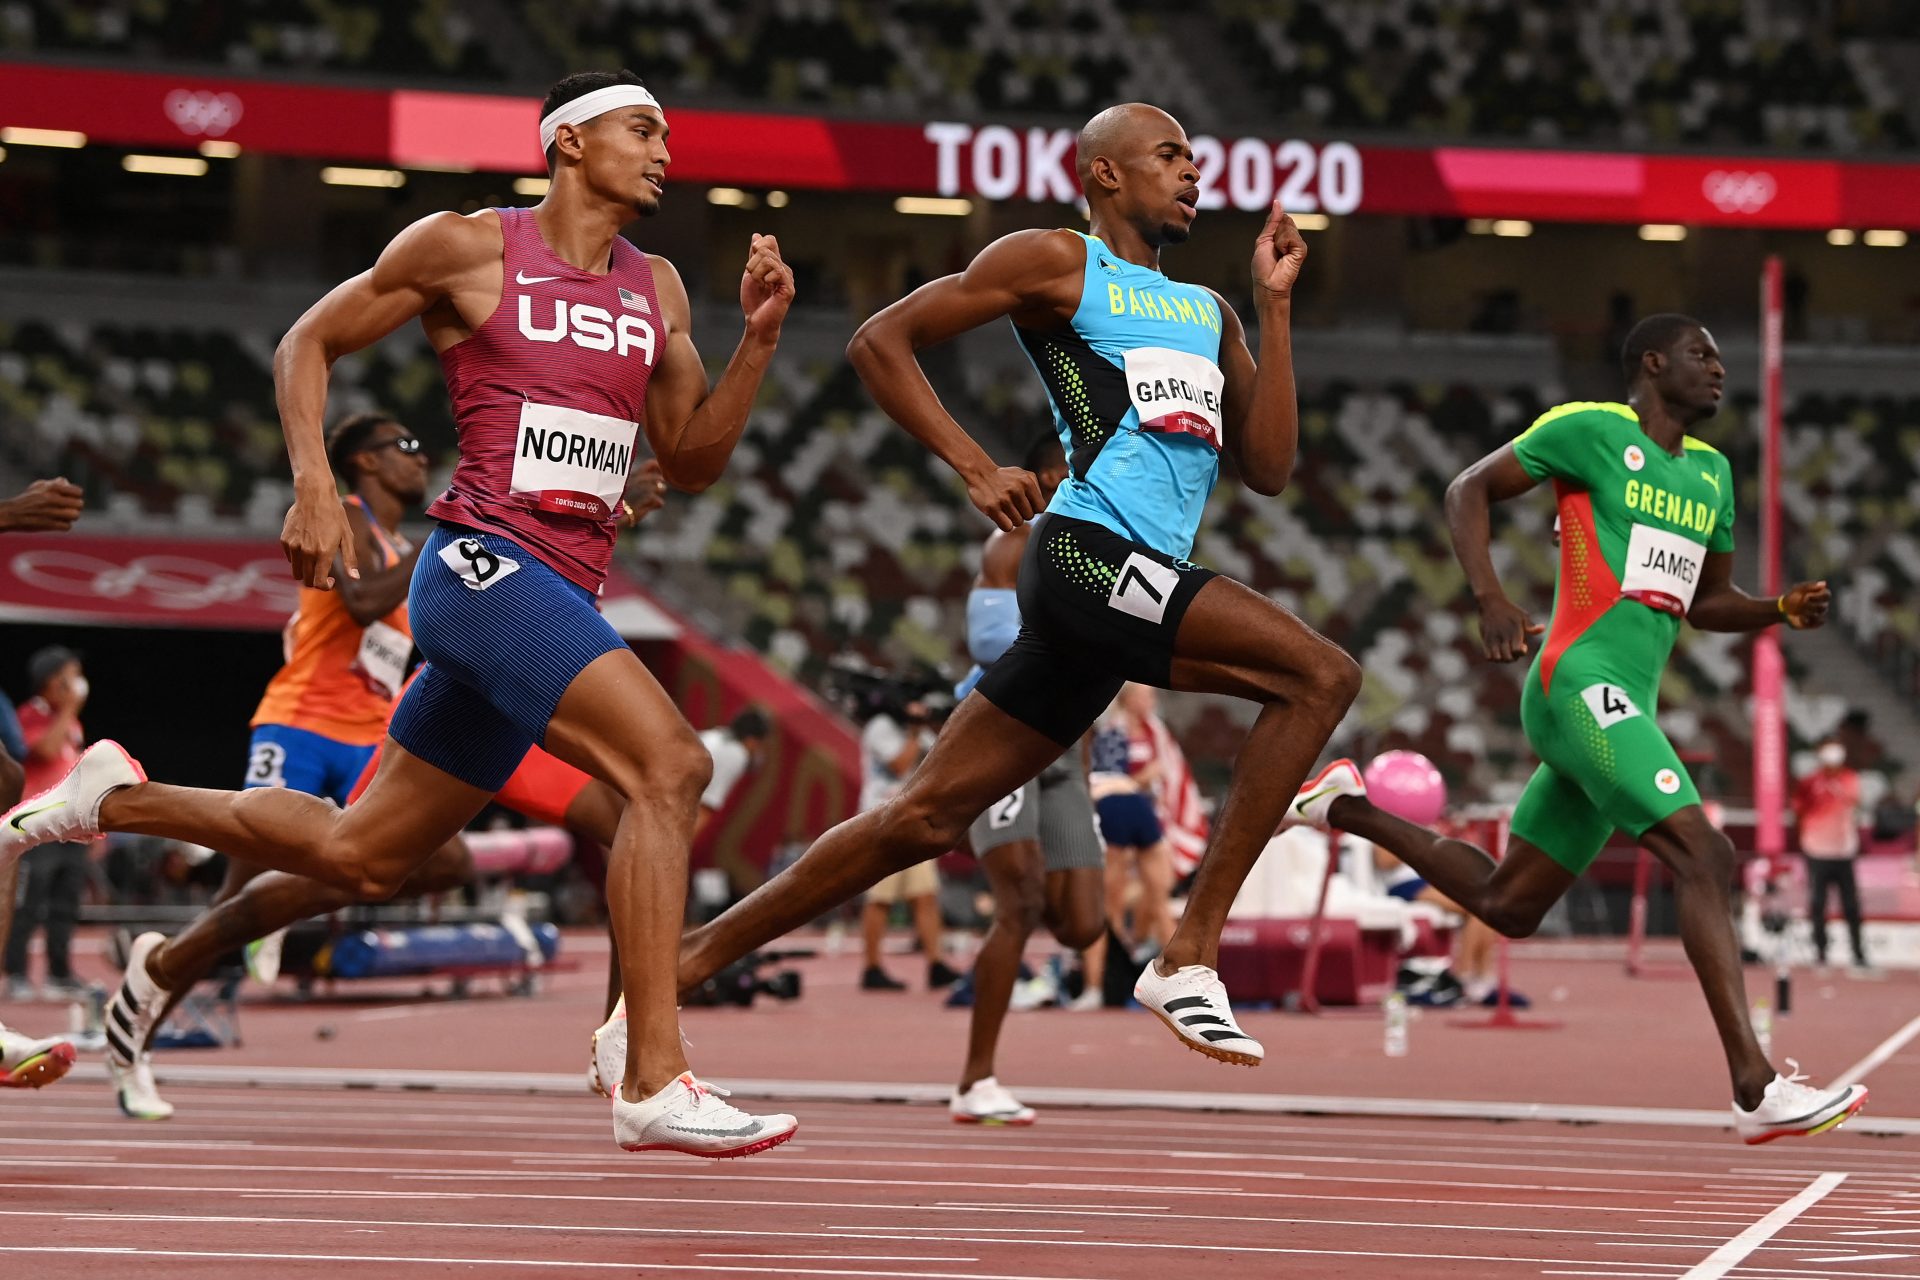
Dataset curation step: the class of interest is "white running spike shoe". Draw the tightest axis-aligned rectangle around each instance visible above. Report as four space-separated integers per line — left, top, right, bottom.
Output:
104 932 168 1073
612 1072 797 1158
950 1077 1037 1125
1135 961 1264 1066
589 995 626 1098
108 1051 174 1120
0 1022 76 1089
1733 1061 1868 1145
1281 758 1365 831
0 740 145 866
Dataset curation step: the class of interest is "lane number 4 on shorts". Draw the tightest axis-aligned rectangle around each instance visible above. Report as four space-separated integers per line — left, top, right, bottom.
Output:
1580 682 1642 729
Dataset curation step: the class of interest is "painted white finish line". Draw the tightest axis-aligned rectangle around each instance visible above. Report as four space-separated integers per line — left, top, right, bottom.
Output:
1680 1171 1847 1280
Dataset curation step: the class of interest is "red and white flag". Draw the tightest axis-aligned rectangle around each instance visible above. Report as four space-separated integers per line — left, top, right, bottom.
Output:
1138 712 1209 877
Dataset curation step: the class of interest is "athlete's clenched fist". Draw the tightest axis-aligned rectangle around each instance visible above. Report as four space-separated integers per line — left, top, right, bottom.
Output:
965 464 1045 533
740 233 795 341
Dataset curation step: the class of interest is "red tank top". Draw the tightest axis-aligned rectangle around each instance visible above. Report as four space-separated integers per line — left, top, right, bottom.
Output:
428 206 662 593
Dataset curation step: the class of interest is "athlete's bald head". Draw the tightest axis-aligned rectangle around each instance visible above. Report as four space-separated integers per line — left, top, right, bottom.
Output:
1075 103 1185 190
1074 102 1200 247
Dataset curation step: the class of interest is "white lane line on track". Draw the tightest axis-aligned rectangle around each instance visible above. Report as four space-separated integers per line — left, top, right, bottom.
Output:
0 1133 1800 1198
1680 1172 1848 1280
44 1093 1920 1164
1836 1014 1920 1090
700 1257 981 1264
0 1251 1102 1280
0 1166 1841 1218
60 1063 1920 1135
0 1207 1754 1248
0 1175 1828 1226
5 1242 1871 1276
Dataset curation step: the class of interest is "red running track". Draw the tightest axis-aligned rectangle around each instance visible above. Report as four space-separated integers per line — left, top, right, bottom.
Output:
4 1087 1920 1278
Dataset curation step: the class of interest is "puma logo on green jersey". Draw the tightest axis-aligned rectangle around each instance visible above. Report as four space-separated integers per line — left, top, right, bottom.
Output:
1700 470 1720 494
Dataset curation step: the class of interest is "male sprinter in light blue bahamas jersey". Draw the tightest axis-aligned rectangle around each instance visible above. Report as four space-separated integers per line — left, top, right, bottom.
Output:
675 103 1361 1069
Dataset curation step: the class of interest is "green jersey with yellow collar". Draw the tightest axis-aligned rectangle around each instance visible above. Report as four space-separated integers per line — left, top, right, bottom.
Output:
1505 401 1737 873
1511 400 1735 699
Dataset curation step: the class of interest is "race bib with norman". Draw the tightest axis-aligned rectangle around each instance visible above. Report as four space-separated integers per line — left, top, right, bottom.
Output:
1124 346 1224 450
511 401 639 520
1620 523 1704 615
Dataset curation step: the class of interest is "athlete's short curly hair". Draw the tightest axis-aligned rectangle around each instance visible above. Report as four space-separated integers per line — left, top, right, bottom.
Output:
1621 313 1705 383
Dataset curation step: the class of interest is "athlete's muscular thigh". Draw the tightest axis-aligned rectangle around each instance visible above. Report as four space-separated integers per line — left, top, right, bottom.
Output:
1168 575 1359 702
543 647 707 801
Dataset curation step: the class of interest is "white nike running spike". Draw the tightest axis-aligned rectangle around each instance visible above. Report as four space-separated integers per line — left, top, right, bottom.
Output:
1282 757 1365 832
1134 962 1264 1066
613 1071 797 1158
950 1077 1037 1126
589 996 626 1098
104 932 168 1075
1 740 145 866
1733 1060 1867 1145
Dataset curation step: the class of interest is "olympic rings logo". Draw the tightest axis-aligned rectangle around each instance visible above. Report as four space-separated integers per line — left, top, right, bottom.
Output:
1701 170 1777 214
163 89 244 138
8 549 299 612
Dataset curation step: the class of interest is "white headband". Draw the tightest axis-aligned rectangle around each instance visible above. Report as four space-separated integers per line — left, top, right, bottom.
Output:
539 85 664 154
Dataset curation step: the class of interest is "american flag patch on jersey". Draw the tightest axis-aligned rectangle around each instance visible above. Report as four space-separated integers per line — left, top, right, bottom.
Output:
618 287 650 315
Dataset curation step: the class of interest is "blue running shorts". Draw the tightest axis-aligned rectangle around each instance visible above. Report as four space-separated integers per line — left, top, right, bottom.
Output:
243 724 378 807
389 525 627 792
1094 791 1163 849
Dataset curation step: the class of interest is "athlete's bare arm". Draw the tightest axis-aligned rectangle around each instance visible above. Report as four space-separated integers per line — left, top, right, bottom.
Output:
274 211 501 589
1690 554 1829 632
0 478 83 532
643 239 793 493
1445 443 1546 663
848 229 1085 531
1214 202 1308 497
333 501 421 626
975 524 1029 590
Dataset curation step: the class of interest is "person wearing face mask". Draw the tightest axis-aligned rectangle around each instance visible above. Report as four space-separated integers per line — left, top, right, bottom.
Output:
4 647 93 1002
1795 739 1871 975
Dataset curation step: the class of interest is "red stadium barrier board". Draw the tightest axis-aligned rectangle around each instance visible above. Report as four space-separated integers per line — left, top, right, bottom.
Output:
0 531 303 630
4 62 1919 230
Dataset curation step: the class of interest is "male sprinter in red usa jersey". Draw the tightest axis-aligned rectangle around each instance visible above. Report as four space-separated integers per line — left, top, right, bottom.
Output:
4 70 799 1158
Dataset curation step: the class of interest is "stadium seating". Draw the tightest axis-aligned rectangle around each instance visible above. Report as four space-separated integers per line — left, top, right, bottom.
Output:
2 0 503 78
6 1 1910 150
1216 0 1916 150
0 316 455 523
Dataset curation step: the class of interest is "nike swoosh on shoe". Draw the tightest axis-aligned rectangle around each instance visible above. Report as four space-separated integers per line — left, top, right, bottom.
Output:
667 1121 764 1138
9 801 65 832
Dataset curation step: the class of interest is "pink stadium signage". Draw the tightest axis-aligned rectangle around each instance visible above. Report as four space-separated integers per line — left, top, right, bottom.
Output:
5 63 1918 230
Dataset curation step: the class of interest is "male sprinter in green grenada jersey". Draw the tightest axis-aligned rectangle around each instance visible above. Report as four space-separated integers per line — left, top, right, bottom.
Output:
1287 314 1866 1144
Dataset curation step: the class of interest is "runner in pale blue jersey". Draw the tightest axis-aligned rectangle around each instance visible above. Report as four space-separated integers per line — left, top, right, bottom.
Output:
677 103 1362 1070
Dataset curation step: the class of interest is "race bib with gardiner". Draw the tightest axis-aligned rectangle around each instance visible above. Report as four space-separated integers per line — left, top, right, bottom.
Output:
510 401 639 520
350 618 411 699
1619 523 1705 615
1123 346 1224 450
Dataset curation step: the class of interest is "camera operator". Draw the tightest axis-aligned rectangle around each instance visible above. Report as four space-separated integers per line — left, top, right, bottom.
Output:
858 690 959 992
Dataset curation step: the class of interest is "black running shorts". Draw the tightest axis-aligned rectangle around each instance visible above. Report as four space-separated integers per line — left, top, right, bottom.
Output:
974 512 1216 746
